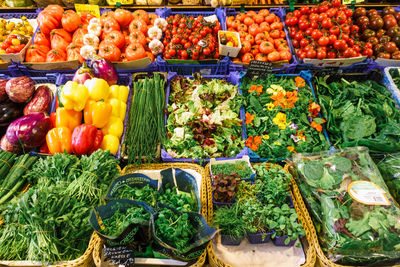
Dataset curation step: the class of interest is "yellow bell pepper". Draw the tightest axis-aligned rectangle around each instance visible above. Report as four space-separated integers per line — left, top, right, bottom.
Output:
60 81 89 112
101 116 123 139
84 78 110 101
109 85 129 103
84 100 112 129
101 134 120 154
107 98 127 121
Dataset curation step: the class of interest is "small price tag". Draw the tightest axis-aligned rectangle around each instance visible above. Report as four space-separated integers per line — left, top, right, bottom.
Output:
103 245 135 267
74 4 101 19
348 181 391 206
248 60 273 76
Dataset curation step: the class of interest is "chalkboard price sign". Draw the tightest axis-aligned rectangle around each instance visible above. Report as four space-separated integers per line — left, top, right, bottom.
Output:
103 245 135 267
248 60 274 76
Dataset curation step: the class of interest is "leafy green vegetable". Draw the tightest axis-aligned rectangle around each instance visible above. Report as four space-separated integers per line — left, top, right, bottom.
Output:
377 153 400 204
158 187 196 212
211 160 254 178
114 184 157 207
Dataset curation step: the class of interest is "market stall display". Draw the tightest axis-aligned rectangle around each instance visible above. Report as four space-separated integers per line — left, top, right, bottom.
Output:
293 147 400 266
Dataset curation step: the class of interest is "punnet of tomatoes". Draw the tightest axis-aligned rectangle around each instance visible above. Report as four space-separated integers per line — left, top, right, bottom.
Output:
285 0 373 60
162 14 222 60
0 17 34 55
26 6 163 64
227 9 292 64
354 7 400 60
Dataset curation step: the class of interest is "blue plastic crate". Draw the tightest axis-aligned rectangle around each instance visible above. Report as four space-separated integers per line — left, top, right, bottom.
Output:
162 71 248 165
0 12 37 19
240 70 331 162
226 8 298 74
381 67 400 107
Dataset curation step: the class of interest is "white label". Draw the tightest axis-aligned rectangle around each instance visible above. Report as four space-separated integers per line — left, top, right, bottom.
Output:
348 181 391 206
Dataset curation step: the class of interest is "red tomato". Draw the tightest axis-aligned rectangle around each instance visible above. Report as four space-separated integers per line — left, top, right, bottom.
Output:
25 45 50 62
99 42 121 62
242 52 254 63
33 30 50 47
255 33 267 44
259 41 274 54
50 29 71 51
255 53 268 61
103 18 121 39
265 14 276 24
318 36 329 46
245 35 255 45
248 24 260 36
241 40 251 54
128 30 146 46
132 10 149 24
306 49 317 58
46 49 66 62
129 19 147 34
101 11 115 26
66 43 83 63
61 10 81 33
105 30 125 49
125 43 146 61
279 50 292 61
267 51 280 62
114 8 133 28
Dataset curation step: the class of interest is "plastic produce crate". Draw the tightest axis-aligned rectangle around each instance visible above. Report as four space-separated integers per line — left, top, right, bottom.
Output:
241 70 331 162
162 71 248 165
383 67 400 107
155 7 229 76
226 8 298 74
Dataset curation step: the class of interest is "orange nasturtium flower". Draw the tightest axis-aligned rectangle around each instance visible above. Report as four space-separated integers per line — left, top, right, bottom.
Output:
245 112 255 125
311 119 326 132
295 76 306 87
287 146 295 153
309 102 321 117
271 91 298 109
285 91 299 108
249 84 263 96
246 136 262 151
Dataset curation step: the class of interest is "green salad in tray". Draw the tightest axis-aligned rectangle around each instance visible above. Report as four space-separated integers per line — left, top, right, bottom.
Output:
164 73 244 159
315 76 400 153
294 147 400 266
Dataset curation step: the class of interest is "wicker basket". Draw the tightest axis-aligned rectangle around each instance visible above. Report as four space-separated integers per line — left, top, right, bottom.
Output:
0 232 97 267
286 163 400 267
206 163 317 267
92 163 209 267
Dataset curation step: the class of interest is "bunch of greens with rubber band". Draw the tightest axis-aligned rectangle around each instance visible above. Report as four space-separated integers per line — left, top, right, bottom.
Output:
315 76 400 153
294 147 400 265
241 74 329 161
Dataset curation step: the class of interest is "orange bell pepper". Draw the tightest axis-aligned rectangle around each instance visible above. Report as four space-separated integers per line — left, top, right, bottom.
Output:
56 107 82 131
84 100 112 128
46 127 72 155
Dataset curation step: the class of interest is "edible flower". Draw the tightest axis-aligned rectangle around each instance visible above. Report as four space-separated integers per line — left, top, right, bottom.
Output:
272 112 288 130
271 91 298 109
266 84 284 95
246 136 262 151
245 112 255 125
298 131 307 141
287 146 295 153
289 123 298 130
311 119 326 132
290 134 300 143
263 134 270 140
309 102 321 117
249 84 263 96
273 141 281 146
295 77 306 87
266 103 275 111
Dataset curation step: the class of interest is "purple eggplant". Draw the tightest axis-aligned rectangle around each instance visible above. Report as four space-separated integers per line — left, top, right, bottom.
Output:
6 113 51 149
73 61 94 85
91 57 118 86
6 76 35 103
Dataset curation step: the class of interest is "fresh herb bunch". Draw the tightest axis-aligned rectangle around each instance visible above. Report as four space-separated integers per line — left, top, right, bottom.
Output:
154 208 195 251
377 153 400 203
164 73 244 159
0 150 16 178
212 172 239 203
315 76 400 153
295 148 400 265
101 205 150 237
114 184 157 207
211 161 253 178
0 151 119 264
158 186 196 212
124 73 165 165
212 203 247 238
242 74 329 160
254 164 291 206
269 204 305 245
236 180 257 202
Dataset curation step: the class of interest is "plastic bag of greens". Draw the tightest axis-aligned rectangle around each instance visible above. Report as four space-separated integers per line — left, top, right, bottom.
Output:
294 147 400 266
158 168 201 213
89 199 154 246
377 153 400 204
105 173 158 207
152 204 216 261
5 0 32 7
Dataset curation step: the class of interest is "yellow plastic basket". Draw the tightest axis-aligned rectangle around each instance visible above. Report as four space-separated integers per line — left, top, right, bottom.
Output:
92 163 209 267
206 162 316 267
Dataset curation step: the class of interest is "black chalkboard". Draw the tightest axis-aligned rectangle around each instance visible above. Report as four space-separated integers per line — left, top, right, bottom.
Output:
248 60 274 76
103 245 135 267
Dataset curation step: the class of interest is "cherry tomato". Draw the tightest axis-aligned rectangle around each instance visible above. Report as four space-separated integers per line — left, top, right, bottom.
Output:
318 36 329 46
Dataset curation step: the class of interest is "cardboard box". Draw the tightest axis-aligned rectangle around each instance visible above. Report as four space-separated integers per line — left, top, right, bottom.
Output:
218 31 241 58
302 56 367 67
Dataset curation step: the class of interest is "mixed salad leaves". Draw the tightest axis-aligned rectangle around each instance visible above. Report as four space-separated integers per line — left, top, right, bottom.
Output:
242 74 329 160
164 73 244 159
295 147 400 265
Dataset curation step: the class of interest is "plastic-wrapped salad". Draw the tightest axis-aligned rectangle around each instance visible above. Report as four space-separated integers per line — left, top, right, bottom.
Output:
294 147 400 265
164 73 244 159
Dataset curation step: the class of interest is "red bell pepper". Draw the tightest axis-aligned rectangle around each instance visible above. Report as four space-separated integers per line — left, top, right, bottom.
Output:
50 112 56 128
71 124 100 155
88 129 103 155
